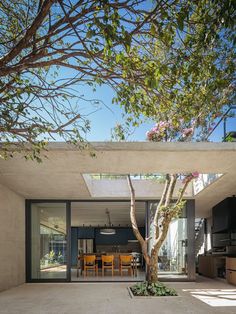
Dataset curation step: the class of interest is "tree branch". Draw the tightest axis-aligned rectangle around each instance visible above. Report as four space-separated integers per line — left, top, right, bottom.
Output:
175 177 193 207
127 174 150 264
153 174 170 239
0 0 54 67
164 174 177 207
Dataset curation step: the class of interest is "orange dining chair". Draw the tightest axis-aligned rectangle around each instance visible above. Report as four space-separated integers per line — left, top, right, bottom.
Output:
119 255 133 276
83 255 98 277
101 255 114 276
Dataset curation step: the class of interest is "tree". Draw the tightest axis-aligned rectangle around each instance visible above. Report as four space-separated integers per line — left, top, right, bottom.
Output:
2 0 234 162
0 0 162 161
127 123 200 283
114 0 235 283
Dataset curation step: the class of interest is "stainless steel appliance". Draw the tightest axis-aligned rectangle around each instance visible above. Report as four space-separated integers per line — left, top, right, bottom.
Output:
78 239 94 254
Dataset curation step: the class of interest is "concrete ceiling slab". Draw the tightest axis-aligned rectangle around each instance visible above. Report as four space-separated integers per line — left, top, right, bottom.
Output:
0 142 236 217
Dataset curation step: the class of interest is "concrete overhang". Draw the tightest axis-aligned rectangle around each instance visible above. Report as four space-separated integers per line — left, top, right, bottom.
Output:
0 142 236 218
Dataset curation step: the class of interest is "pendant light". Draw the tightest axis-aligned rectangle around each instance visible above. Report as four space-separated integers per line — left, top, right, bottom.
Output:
100 209 116 235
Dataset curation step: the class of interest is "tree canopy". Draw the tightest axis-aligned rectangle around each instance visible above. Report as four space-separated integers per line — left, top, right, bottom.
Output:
0 0 160 160
0 0 235 161
113 0 235 139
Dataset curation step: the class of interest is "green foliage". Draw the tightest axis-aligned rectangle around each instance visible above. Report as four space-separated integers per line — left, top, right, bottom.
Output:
158 200 186 219
113 1 235 140
111 123 126 141
0 0 155 160
225 135 234 142
225 131 236 142
1 0 235 161
130 281 177 297
40 250 64 268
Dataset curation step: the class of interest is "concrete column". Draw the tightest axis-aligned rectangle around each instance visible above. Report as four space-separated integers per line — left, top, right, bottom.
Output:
0 184 25 291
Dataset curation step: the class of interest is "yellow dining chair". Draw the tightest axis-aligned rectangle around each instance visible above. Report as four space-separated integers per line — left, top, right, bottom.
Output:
119 255 133 276
83 255 98 277
101 255 114 276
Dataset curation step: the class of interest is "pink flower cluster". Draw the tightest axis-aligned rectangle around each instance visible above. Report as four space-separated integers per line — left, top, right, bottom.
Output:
182 128 194 138
146 129 158 141
182 171 199 184
191 171 199 178
146 120 195 142
146 121 170 141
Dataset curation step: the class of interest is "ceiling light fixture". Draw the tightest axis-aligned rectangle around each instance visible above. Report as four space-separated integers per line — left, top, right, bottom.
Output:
100 209 116 235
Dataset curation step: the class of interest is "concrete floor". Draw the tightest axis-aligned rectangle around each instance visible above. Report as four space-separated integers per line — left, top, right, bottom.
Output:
71 268 146 281
0 276 235 314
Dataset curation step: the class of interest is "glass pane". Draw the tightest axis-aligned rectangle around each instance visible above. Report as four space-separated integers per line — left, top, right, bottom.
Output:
149 202 187 277
31 203 67 279
70 201 146 282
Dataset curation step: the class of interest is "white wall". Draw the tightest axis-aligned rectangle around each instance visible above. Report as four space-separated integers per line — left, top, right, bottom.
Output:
0 183 25 291
195 223 205 256
206 217 212 252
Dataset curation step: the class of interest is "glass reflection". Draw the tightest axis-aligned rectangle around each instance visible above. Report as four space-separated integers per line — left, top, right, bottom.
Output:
31 203 67 279
149 202 187 277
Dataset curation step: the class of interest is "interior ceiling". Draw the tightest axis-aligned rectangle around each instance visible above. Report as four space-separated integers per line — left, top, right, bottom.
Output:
71 201 145 227
34 202 145 230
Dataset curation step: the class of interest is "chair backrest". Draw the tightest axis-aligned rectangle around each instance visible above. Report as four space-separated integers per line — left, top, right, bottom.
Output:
120 255 133 265
84 255 96 265
102 255 114 263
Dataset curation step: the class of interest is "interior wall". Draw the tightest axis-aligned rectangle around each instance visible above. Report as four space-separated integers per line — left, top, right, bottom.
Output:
206 217 212 252
0 183 25 291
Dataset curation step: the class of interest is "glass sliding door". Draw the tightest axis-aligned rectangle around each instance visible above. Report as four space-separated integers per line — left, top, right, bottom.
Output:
30 202 69 280
148 202 188 278
70 201 146 282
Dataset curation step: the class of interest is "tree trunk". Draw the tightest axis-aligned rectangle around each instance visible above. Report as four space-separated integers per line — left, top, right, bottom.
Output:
147 250 159 283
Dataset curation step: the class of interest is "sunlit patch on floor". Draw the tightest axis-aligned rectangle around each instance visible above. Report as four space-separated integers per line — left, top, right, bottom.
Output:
183 289 236 307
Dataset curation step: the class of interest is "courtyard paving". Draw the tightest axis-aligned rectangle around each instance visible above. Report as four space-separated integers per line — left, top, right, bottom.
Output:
0 276 235 314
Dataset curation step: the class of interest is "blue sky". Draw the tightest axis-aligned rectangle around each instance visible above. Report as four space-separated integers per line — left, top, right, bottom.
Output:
37 2 235 144
76 83 236 142
74 83 155 142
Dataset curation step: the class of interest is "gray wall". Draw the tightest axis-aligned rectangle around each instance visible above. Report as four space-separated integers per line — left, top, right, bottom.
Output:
0 183 25 291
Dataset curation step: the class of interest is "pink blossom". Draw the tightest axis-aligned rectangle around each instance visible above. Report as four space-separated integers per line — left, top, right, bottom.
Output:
146 130 157 141
159 121 170 128
152 126 159 132
146 130 153 139
182 171 199 184
147 121 173 142
191 171 199 178
182 127 194 137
